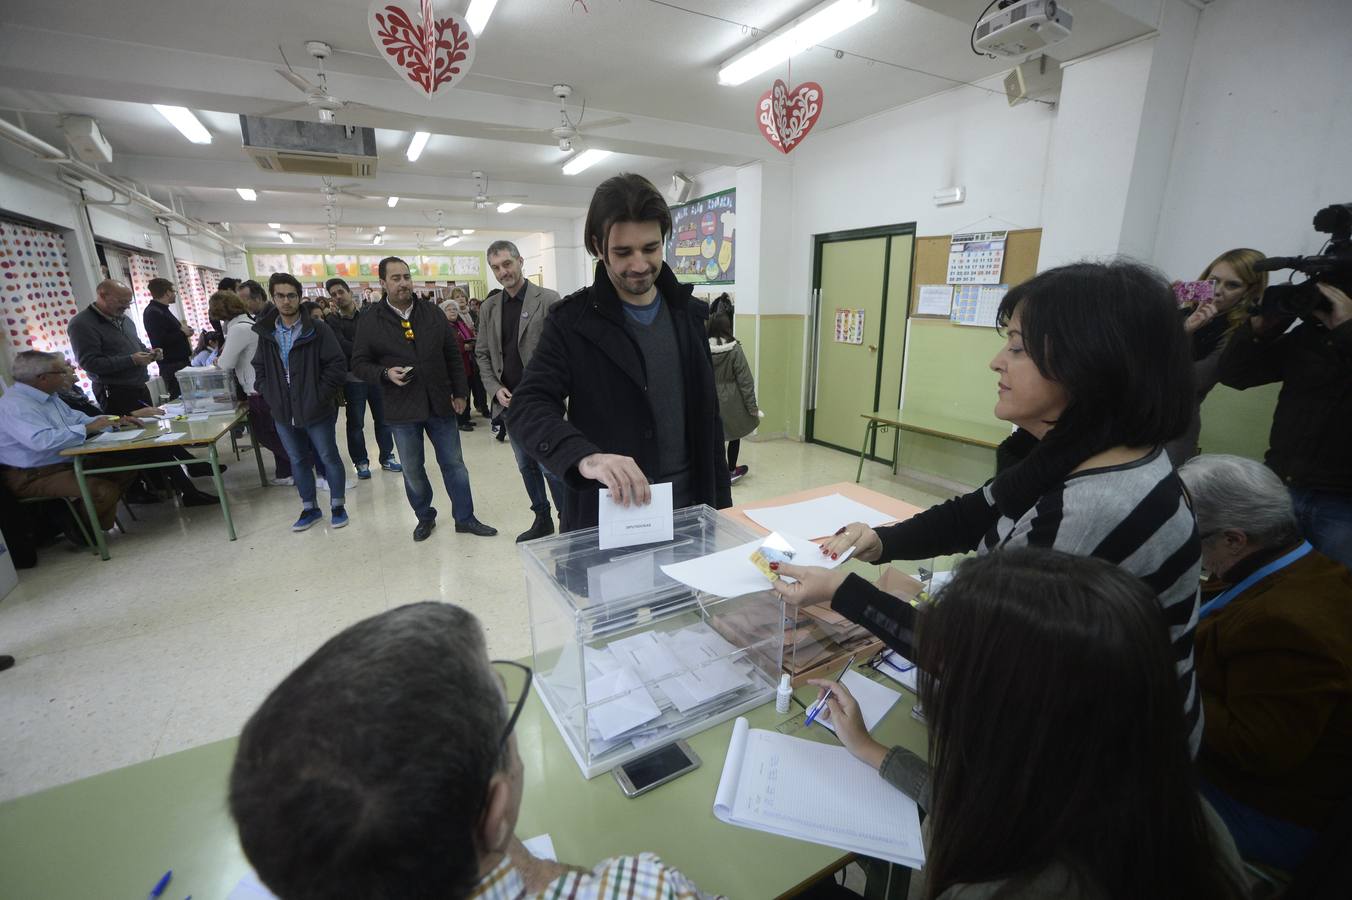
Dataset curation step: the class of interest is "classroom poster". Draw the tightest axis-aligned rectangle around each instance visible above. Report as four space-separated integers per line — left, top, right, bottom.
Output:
834 308 865 344
326 255 360 278
250 253 289 278
291 255 327 280
453 256 482 276
665 189 735 284
946 231 1007 284
357 255 385 277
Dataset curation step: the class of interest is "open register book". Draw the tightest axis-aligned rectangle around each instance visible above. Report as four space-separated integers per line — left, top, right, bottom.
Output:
712 717 925 868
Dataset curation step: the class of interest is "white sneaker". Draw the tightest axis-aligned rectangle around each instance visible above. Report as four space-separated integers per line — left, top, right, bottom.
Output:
270 476 294 486
316 475 357 492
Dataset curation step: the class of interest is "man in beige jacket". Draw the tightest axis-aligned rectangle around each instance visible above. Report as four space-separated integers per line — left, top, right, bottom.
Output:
476 240 565 542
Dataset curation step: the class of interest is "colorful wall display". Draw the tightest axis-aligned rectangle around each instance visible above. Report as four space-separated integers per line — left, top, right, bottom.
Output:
247 249 486 283
665 189 735 284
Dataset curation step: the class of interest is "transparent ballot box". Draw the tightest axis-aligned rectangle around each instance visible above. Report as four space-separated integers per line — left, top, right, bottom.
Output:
174 366 236 415
521 505 784 778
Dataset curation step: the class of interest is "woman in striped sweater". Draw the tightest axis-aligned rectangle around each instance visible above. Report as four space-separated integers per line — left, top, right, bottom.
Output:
774 260 1206 753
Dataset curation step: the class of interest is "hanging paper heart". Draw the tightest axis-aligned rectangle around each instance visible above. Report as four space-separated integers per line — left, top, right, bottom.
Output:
757 79 824 154
368 0 475 97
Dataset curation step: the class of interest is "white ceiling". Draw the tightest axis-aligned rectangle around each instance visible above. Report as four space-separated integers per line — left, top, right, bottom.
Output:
0 0 1156 248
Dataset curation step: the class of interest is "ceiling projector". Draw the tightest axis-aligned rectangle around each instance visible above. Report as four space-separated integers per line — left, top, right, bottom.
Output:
974 0 1074 58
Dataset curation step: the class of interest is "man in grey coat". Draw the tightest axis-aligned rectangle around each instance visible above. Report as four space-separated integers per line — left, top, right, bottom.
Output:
475 240 564 542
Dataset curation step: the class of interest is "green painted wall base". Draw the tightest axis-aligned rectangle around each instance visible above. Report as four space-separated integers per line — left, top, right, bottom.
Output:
1197 383 1279 460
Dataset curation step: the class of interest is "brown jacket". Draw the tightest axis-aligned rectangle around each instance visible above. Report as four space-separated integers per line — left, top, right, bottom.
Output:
1197 547 1352 829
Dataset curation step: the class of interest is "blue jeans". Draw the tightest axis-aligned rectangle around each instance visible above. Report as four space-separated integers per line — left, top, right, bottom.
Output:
343 381 395 467
274 413 346 509
1200 778 1317 871
509 430 564 514
1290 487 1352 571
389 413 476 523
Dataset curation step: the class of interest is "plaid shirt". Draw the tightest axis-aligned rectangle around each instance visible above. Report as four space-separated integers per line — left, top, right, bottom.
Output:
470 852 719 900
274 317 303 383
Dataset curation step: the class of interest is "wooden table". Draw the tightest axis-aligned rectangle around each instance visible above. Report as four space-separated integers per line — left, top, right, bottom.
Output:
59 406 268 560
725 481 923 534
855 409 1011 482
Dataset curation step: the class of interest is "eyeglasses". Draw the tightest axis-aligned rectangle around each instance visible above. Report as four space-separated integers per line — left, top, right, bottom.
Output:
490 659 532 755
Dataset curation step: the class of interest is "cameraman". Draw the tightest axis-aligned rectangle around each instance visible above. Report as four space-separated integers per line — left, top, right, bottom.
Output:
1217 281 1352 569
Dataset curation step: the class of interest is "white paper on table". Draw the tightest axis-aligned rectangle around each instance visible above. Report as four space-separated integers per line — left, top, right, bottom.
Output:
227 871 279 900
586 666 662 741
818 670 902 735
916 284 954 316
659 534 852 599
152 433 183 444
744 493 896 540
522 833 558 861
85 430 148 444
598 482 673 550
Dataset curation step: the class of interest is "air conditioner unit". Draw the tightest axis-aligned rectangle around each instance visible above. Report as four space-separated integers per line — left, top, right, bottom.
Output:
239 116 378 178
62 115 113 165
975 0 1073 58
1004 55 1063 106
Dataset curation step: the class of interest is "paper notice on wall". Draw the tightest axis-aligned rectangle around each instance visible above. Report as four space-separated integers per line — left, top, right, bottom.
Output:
950 284 1006 328
916 284 953 317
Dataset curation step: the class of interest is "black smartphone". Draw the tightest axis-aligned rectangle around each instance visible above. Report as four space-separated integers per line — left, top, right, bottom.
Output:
612 740 701 798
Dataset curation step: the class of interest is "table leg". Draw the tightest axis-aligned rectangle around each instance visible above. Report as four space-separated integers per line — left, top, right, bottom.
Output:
73 455 110 561
244 411 267 488
209 443 236 541
892 427 901 476
856 421 875 483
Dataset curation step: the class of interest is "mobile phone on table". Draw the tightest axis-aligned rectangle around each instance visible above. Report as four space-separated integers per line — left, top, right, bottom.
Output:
613 740 701 798
1173 280 1216 306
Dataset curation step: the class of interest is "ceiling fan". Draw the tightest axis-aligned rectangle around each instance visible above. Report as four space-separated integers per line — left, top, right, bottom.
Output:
481 84 628 152
432 171 528 210
261 41 376 124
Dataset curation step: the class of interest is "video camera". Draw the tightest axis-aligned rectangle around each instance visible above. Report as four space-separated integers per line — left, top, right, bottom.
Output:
1253 203 1352 320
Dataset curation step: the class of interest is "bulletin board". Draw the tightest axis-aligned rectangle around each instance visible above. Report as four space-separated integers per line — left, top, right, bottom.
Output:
908 228 1042 319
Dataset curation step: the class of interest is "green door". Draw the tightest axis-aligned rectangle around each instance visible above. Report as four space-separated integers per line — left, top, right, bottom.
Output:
808 238 888 453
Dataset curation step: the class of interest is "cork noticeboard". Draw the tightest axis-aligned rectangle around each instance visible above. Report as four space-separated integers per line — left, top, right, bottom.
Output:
908 228 1043 318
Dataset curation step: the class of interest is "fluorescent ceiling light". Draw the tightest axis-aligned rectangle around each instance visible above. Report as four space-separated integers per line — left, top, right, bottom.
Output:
461 229 475 235
497 202 521 213
278 231 294 244
378 225 387 233
717 0 877 86
152 104 212 144
387 196 399 208
466 0 499 36
373 234 384 245
442 236 461 247
562 148 612 176
405 131 431 162
267 222 281 229
237 188 258 202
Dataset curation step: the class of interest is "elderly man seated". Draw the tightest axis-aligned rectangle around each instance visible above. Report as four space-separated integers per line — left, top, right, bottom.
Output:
229 603 717 900
0 351 216 538
1179 454 1352 871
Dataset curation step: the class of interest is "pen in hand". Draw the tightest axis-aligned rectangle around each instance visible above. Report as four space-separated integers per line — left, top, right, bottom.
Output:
804 653 857 727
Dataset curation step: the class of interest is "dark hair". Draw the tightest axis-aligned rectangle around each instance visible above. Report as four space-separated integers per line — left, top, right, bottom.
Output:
194 331 223 353
218 277 240 292
324 277 350 294
147 277 174 299
209 290 250 322
915 550 1242 900
378 256 409 280
485 240 521 260
267 272 303 298
989 260 1193 517
707 312 735 344
486 288 502 300
300 300 322 317
710 292 734 319
239 279 266 301
583 173 672 258
230 603 508 900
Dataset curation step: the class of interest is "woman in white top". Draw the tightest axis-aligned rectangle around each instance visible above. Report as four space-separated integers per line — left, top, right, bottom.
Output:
211 290 293 484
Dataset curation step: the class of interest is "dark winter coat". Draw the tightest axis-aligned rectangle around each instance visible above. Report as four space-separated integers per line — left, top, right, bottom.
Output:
349 298 468 425
251 307 346 427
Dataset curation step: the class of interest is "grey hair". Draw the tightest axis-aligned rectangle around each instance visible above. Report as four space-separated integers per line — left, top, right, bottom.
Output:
12 349 61 384
1178 454 1299 548
486 239 521 260
439 299 461 314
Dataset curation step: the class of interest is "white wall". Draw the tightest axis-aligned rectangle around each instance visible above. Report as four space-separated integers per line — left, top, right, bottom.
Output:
1152 0 1352 277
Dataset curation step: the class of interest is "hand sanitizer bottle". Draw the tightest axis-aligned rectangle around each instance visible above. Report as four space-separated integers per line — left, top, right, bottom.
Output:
776 673 793 714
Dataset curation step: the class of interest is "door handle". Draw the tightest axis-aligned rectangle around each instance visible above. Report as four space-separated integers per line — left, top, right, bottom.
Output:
868 344 877 353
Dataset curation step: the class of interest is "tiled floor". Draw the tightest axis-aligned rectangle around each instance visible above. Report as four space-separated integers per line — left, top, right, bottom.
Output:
0 422 960 802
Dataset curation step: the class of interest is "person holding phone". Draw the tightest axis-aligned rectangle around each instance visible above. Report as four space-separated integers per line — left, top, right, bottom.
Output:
771 261 1207 755
1166 248 1268 465
810 550 1248 900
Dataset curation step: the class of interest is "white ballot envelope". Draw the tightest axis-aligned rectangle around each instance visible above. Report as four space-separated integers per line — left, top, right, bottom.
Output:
598 481 674 550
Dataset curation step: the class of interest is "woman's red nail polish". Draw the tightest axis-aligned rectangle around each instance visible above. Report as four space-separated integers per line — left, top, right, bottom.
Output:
832 553 839 560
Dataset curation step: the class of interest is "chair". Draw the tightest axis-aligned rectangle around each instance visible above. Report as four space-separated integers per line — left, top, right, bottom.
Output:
17 495 96 553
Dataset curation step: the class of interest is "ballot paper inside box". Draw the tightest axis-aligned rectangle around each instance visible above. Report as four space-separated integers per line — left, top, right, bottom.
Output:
519 505 785 778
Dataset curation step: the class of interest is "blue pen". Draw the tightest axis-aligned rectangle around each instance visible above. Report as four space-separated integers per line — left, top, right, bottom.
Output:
148 870 172 899
804 653 857 727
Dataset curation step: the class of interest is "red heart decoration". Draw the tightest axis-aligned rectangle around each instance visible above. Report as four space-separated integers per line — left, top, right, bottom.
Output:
757 79 825 155
369 0 475 97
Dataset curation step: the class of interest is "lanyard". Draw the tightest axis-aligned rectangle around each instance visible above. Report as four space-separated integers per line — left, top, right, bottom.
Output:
1199 541 1313 619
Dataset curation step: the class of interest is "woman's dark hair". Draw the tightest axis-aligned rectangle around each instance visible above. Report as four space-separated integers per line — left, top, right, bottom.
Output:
707 312 735 344
218 276 240 292
267 272 303 298
989 260 1193 517
915 549 1241 900
300 300 322 318
583 173 672 258
194 331 223 353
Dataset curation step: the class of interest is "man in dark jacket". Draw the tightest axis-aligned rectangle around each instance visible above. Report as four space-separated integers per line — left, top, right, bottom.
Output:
142 277 193 399
1217 281 1352 569
351 257 496 542
508 173 732 532
253 272 350 532
325 277 400 480
67 279 157 414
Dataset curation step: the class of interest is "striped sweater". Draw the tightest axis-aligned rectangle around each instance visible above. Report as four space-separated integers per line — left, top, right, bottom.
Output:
832 447 1204 754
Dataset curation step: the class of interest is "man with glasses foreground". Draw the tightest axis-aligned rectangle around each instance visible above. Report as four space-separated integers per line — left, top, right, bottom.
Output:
229 603 715 900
